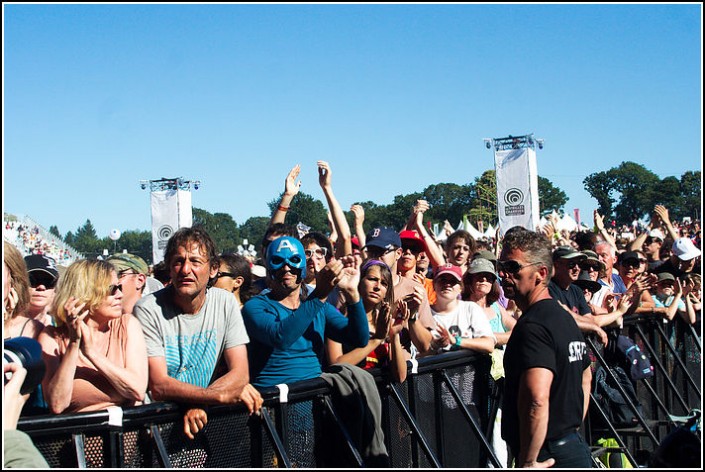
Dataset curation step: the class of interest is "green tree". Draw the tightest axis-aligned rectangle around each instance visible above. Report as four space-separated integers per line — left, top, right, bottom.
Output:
611 162 661 222
679 171 702 220
537 176 568 214
114 230 153 264
193 208 240 254
348 201 383 232
583 171 616 218
71 220 102 258
422 183 473 227
239 216 270 257
268 192 328 233
381 192 424 231
468 170 498 228
654 177 683 219
49 225 61 239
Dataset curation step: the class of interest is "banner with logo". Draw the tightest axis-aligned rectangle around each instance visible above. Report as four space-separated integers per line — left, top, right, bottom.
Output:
150 190 193 264
494 148 540 236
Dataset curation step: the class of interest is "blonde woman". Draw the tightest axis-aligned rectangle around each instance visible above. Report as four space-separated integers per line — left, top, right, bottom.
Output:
39 259 148 414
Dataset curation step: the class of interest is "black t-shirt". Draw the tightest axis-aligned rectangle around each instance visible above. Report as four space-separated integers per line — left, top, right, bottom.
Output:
548 279 591 315
501 298 590 453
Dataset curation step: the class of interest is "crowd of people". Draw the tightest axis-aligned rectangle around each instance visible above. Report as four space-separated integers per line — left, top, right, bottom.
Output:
4 220 79 266
3 161 701 468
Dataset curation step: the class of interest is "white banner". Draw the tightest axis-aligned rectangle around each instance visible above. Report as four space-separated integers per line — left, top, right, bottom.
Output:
494 148 540 236
150 189 193 264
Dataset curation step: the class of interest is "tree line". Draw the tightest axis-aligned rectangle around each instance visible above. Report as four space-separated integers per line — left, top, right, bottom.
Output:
49 163 699 265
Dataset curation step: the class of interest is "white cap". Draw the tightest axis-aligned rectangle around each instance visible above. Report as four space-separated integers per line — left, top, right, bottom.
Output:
648 229 665 240
672 238 701 261
251 265 266 278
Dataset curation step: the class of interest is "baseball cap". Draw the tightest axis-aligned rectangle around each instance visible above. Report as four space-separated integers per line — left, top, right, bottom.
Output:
657 272 676 283
433 263 463 282
581 250 605 270
467 258 496 278
617 251 641 264
553 246 587 261
363 227 401 251
351 236 361 250
251 265 266 278
672 238 701 261
107 253 149 275
24 254 59 280
648 229 665 241
399 230 425 252
473 250 497 263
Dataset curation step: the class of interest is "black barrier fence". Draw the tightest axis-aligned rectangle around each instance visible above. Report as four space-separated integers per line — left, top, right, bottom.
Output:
17 317 701 468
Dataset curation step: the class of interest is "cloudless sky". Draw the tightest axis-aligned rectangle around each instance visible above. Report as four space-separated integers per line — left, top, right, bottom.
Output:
3 3 702 240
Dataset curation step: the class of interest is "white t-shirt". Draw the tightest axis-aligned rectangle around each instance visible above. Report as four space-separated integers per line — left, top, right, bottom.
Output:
430 300 496 352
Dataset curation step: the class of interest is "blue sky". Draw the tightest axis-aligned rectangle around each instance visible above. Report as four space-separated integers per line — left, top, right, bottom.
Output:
3 3 702 239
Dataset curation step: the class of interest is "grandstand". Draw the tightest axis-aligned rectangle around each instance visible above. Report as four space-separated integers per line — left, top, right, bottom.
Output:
3 213 84 265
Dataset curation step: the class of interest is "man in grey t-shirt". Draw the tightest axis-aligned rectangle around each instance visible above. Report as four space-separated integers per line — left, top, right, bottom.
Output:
134 227 262 439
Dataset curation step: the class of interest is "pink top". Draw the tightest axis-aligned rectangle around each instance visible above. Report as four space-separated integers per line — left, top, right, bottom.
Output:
55 315 137 413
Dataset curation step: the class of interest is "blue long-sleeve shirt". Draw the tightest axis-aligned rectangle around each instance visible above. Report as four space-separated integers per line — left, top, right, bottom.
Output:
243 294 369 388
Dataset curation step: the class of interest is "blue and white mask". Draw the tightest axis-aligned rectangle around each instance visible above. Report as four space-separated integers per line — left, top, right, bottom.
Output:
266 236 306 279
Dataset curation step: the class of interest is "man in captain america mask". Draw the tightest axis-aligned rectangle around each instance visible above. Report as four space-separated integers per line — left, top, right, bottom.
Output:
242 236 369 388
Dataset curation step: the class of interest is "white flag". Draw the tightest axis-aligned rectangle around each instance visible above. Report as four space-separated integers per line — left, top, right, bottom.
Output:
150 189 193 264
494 148 540 237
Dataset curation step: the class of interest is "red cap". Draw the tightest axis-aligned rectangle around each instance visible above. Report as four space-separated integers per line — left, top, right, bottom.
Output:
399 230 426 252
434 263 463 281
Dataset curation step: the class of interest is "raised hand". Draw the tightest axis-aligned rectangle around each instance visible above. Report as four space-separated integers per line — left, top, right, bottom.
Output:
64 297 89 344
317 160 332 190
372 302 391 340
284 164 302 197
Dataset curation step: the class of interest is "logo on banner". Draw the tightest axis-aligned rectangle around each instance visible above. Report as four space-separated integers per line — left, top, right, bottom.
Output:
157 225 174 250
503 188 526 216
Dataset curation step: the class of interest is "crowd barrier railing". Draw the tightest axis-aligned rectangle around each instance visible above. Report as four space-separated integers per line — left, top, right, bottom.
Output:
17 317 700 468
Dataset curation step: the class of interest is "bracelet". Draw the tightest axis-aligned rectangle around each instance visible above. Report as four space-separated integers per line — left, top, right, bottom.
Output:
278 205 289 212
455 335 462 347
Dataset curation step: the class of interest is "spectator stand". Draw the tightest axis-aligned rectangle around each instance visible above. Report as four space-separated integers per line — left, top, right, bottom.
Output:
3 214 84 265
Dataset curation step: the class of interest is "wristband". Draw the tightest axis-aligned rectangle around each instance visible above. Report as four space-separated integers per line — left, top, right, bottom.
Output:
278 205 289 212
455 335 462 347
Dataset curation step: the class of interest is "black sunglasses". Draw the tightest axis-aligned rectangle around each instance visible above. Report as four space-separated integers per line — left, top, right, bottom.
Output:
497 260 543 277
29 274 57 289
215 271 238 279
108 284 123 296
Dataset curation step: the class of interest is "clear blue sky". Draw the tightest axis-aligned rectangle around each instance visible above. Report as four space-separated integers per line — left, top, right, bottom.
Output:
3 3 702 239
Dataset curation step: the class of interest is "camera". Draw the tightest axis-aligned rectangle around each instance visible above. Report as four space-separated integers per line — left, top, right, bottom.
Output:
3 337 46 395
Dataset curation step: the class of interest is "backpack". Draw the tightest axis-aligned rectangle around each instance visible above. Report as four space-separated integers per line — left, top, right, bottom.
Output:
616 335 653 381
592 365 645 428
596 437 634 468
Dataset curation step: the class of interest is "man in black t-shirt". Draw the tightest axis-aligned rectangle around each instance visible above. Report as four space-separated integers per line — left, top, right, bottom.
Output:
499 228 593 468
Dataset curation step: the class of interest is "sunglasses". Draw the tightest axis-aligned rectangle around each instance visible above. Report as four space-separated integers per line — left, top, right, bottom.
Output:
29 274 57 289
496 260 543 277
108 284 123 296
622 260 641 269
214 271 238 279
366 246 396 258
563 260 581 269
118 270 139 278
435 276 460 286
579 262 600 272
402 245 422 255
304 247 328 259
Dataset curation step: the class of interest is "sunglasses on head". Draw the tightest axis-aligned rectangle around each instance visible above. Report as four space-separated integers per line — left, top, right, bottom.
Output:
29 274 57 289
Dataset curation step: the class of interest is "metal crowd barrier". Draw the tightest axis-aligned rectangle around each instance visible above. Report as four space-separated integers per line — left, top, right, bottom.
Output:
17 317 701 468
18 350 497 468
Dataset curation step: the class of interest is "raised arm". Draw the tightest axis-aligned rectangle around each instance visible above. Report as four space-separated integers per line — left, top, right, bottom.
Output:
350 204 366 249
653 204 680 242
270 164 301 226
412 200 446 270
318 161 352 258
594 210 616 250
